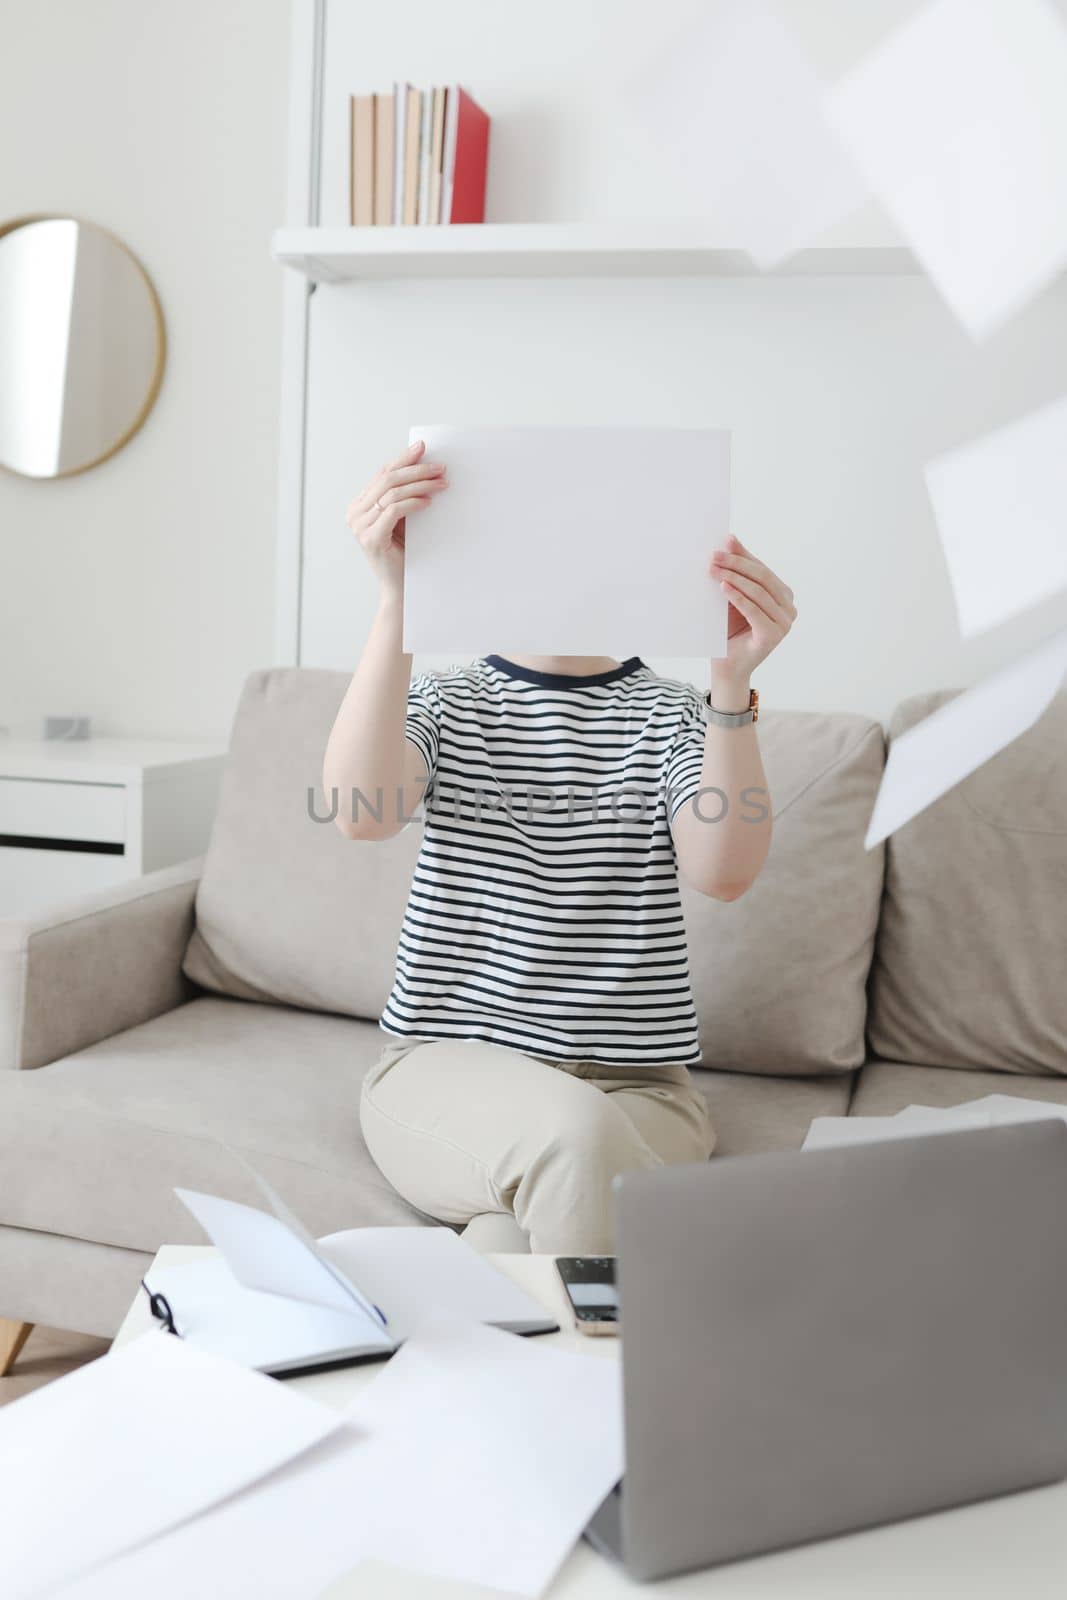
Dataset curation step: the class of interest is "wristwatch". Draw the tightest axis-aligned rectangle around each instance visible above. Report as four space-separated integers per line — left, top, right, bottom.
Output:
703 687 759 728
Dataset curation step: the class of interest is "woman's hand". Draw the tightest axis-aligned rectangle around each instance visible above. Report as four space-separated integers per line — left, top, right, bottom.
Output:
346 439 449 598
708 534 796 704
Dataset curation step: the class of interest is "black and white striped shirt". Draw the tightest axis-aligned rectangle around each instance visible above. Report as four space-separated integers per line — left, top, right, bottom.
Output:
380 654 708 1067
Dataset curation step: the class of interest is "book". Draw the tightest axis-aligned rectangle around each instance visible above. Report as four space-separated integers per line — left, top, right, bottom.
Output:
393 81 416 226
403 81 422 225
146 1181 557 1376
373 90 394 225
441 85 491 223
428 84 447 223
416 88 434 223
395 79 419 225
349 94 376 226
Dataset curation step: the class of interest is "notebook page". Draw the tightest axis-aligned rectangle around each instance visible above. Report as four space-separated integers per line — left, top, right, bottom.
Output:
317 1226 557 1338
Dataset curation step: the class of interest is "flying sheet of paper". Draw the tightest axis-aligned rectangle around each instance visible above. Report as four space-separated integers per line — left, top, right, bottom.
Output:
403 425 730 657
624 0 867 269
57 1321 624 1600
924 395 1067 636
864 627 1067 849
175 1188 386 1335
825 0 1067 340
0 1332 338 1600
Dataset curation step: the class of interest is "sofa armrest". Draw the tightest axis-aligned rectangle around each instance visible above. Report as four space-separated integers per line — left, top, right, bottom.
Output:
0 858 202 1072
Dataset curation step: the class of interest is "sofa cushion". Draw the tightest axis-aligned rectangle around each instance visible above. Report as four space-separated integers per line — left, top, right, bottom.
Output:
0 992 850 1259
184 668 422 1020
850 1059 1067 1117
681 711 885 1074
867 689 1067 1076
0 997 427 1256
691 1068 854 1155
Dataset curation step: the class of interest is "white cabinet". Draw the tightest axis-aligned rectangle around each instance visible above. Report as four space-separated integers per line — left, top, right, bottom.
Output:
0 740 226 919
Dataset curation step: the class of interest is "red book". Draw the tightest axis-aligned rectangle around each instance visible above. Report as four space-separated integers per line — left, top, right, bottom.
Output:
441 86 490 224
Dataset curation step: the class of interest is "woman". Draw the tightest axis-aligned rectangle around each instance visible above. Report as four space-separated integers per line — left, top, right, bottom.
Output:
324 438 796 1253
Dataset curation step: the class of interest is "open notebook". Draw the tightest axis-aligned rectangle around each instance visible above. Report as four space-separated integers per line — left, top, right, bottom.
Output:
145 1169 556 1375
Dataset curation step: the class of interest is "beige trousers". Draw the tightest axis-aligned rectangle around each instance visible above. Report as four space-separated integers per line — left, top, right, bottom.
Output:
360 1037 716 1255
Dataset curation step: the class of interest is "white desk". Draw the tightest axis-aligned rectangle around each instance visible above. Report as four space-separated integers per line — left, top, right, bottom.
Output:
0 739 225 917
116 1247 1066 1599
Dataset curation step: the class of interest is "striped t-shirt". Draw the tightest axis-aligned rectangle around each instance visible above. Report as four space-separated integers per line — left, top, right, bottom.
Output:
379 654 709 1068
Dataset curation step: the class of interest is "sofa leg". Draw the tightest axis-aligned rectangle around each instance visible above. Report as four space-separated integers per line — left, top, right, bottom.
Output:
0 1318 34 1376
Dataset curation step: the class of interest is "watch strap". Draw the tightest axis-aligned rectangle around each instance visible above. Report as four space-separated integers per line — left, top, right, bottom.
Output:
703 687 759 727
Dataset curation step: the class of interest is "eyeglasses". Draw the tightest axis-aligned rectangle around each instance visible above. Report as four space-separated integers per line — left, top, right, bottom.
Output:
140 1279 178 1336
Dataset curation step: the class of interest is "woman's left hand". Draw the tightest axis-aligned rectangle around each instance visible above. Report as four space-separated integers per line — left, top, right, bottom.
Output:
709 534 796 687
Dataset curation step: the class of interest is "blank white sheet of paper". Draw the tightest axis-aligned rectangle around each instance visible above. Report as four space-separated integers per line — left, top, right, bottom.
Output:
924 394 1067 636
316 1225 555 1337
403 425 729 657
864 627 1067 849
623 0 867 269
964 1094 1067 1127
0 1332 338 1600
174 1188 387 1337
341 1318 624 1596
806 1096 1067 1151
58 1321 624 1600
825 0 1067 340
802 1116 945 1151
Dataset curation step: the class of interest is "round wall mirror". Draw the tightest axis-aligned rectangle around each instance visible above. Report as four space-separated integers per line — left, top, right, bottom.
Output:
0 215 165 479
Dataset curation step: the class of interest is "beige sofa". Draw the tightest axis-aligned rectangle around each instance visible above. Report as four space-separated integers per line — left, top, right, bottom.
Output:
2 669 1064 1346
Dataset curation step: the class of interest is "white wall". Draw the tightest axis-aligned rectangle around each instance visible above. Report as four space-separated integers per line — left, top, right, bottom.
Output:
0 0 290 741
298 0 1067 719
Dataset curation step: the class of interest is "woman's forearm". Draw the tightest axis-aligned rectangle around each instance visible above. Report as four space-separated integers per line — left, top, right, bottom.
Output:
671 671 772 900
326 438 449 839
323 595 425 839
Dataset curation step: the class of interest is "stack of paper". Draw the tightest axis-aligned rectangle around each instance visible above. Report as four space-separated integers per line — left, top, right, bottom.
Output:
805 1092 1067 1151
56 1321 624 1600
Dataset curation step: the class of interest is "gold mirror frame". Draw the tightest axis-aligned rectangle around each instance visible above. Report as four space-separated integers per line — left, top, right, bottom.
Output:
0 213 166 480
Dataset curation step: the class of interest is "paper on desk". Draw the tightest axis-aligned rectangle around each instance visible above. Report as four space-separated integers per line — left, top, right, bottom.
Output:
924 395 1067 636
863 628 1067 849
403 425 730 657
0 1331 338 1600
57 1321 624 1600
624 0 867 269
175 1187 387 1336
343 1318 624 1595
825 0 1067 340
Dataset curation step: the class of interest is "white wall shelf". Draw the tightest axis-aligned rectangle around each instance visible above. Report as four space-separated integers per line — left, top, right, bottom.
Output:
271 223 916 284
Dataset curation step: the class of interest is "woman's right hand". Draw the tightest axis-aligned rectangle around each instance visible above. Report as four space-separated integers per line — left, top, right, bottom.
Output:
346 439 448 595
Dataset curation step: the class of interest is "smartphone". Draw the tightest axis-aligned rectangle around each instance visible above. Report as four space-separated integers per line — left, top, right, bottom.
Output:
555 1256 618 1337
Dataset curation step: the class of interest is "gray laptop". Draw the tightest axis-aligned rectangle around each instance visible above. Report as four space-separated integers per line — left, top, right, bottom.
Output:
586 1121 1067 1581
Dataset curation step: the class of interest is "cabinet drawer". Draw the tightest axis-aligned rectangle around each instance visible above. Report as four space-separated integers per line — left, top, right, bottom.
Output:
0 777 126 847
